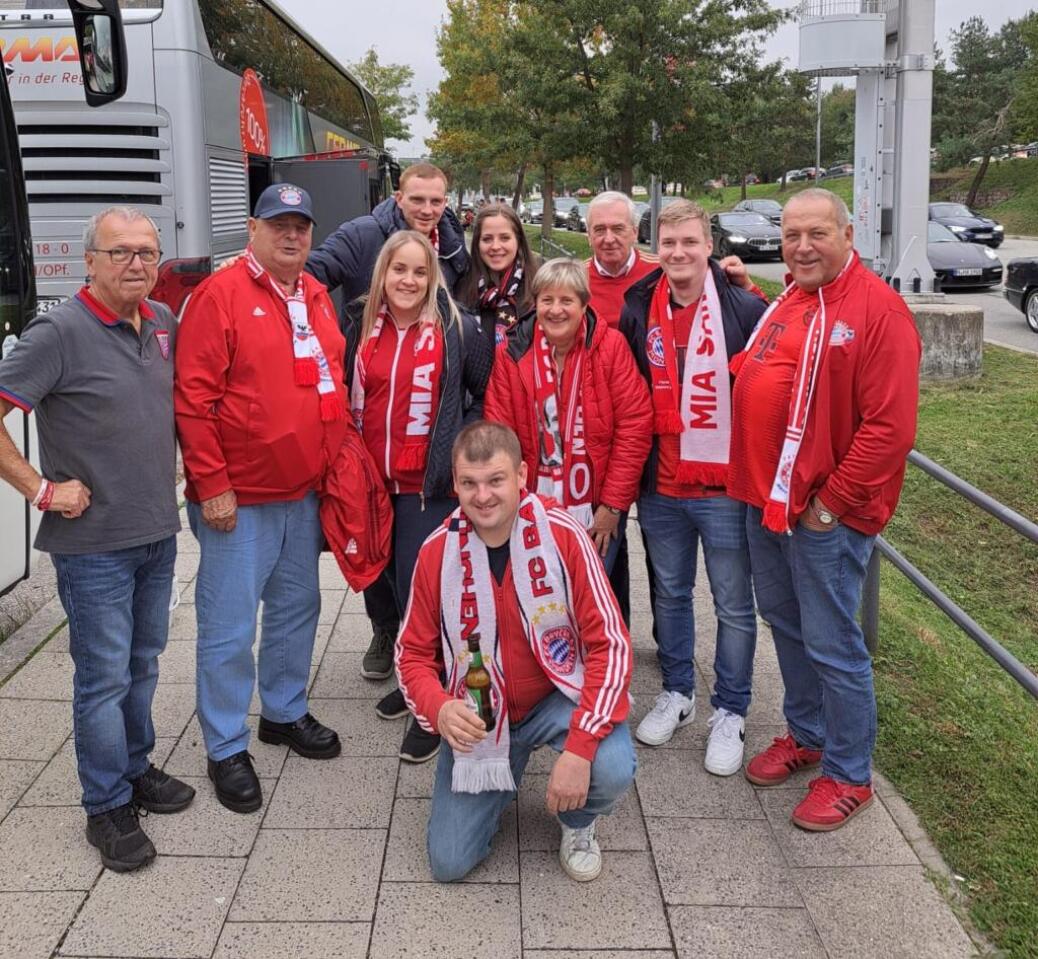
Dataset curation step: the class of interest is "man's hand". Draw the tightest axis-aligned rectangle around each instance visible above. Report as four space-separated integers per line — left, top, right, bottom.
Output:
546 750 591 815
49 479 91 519
718 254 752 289
588 506 620 558
201 489 238 532
798 496 839 533
437 699 488 754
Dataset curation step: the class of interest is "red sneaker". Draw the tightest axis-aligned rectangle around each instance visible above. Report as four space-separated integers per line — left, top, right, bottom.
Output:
745 734 823 786
792 776 874 831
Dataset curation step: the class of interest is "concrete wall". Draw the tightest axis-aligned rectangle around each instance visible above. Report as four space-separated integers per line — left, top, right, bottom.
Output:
908 302 983 379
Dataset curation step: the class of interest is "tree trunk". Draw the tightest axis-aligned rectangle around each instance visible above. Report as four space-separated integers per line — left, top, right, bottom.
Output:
541 165 555 242
965 155 990 209
778 172 787 194
511 162 527 209
457 185 464 211
741 174 748 201
481 169 491 200
619 164 634 195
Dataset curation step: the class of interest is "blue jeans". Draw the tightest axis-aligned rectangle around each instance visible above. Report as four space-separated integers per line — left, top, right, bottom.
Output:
745 505 877 785
637 492 757 714
427 689 636 882
53 535 176 815
188 493 322 761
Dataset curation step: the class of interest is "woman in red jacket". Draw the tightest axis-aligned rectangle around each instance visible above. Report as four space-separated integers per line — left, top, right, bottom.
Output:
455 202 540 346
484 258 652 575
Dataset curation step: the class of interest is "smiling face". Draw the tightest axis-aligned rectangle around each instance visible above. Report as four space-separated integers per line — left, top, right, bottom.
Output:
535 284 585 353
454 449 528 546
84 213 160 315
394 174 448 235
781 195 854 293
477 214 520 276
383 240 430 321
588 199 637 272
657 216 713 297
248 213 313 284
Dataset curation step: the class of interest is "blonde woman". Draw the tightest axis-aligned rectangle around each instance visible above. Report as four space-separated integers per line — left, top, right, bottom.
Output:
343 230 492 762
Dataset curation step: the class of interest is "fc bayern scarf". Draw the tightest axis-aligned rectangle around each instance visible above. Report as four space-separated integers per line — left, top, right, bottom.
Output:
440 494 585 793
478 258 524 345
532 324 594 529
350 304 444 473
244 247 342 422
730 254 854 534
646 269 731 487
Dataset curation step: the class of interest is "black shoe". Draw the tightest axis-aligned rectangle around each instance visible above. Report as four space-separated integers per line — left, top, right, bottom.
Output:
361 628 395 679
399 721 440 763
131 764 196 814
375 687 409 720
207 751 262 813
85 803 156 872
257 712 341 759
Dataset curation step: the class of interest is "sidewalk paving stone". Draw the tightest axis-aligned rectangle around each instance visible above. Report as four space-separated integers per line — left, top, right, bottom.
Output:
212 921 371 959
164 715 287 780
520 849 671 950
306 698 405 756
669 905 827 959
0 891 84 959
0 698 71 761
647 817 804 907
394 752 436 798
0 651 74 700
526 953 675 959
369 882 521 959
0 806 101 891
311 651 397 699
230 828 384 922
795 865 977 958
635 747 766 819
58 856 244 959
327 611 380 652
149 682 197 740
155 641 197 684
0 758 44 818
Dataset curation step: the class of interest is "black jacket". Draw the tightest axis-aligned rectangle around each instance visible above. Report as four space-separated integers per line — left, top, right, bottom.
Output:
342 289 493 499
307 198 470 319
618 259 768 494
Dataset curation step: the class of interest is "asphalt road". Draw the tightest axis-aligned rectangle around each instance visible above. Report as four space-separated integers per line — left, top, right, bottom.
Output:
744 235 1038 354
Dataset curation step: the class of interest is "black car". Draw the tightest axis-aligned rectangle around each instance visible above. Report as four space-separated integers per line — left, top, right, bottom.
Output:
565 202 590 232
732 198 782 225
636 196 684 244
553 197 579 228
822 163 854 179
710 212 782 260
520 200 543 224
927 221 1003 290
1003 257 1038 334
928 202 1004 248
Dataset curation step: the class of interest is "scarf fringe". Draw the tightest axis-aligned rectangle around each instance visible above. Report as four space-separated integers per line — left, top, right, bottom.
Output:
762 499 791 534
320 392 343 423
451 756 517 794
654 409 684 435
395 441 428 472
294 357 320 386
675 461 728 488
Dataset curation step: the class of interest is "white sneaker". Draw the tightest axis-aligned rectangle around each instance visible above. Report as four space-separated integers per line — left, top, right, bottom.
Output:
559 820 601 882
704 707 746 776
635 690 695 746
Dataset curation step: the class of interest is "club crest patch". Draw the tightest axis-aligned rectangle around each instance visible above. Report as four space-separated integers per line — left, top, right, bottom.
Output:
541 625 577 675
646 327 666 367
829 320 855 348
279 186 303 206
156 329 170 359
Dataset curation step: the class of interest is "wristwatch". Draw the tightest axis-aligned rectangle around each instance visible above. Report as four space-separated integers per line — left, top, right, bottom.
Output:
604 505 622 516
812 498 837 527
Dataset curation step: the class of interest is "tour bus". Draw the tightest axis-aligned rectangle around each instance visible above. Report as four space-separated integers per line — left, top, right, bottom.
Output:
1 0 127 596
1 0 394 319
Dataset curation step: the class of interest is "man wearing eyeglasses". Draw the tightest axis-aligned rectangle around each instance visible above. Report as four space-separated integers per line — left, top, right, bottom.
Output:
0 206 194 873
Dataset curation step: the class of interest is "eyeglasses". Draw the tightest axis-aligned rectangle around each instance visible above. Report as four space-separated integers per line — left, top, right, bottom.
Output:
89 247 162 265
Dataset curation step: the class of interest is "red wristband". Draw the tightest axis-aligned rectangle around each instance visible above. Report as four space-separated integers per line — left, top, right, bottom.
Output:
36 481 54 511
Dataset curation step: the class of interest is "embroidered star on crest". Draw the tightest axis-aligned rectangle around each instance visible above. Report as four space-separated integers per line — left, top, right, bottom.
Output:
531 602 567 627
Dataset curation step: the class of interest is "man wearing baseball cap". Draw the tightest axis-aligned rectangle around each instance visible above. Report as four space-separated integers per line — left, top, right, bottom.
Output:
175 184 349 813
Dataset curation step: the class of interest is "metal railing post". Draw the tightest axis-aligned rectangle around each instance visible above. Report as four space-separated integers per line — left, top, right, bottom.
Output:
861 547 882 655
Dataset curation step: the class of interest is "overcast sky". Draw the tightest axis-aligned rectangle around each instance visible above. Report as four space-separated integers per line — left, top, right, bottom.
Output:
279 0 1036 155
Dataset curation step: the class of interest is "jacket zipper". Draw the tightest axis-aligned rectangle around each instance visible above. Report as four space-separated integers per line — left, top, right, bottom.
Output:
385 326 407 493
420 312 452 510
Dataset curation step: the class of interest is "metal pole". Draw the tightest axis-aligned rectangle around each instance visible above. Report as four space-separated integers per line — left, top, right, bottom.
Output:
649 120 661 253
861 547 882 654
815 76 823 175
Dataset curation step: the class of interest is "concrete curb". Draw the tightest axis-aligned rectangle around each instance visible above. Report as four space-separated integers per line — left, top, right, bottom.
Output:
0 553 56 647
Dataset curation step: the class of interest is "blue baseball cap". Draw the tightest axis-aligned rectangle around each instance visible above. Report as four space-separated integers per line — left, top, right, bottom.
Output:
252 183 315 223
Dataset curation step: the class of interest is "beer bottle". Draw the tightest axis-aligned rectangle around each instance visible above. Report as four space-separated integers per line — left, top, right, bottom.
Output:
465 633 495 732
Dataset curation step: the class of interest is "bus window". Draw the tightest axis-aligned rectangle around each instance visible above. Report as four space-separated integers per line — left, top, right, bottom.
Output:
0 79 33 342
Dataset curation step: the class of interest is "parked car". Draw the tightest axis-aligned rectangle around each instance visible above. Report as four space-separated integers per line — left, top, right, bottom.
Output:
458 203 475 230
521 200 543 224
927 221 1003 290
800 166 820 180
565 202 590 232
732 198 783 225
786 168 808 182
823 163 854 179
928 202 1004 248
553 196 580 228
1003 257 1038 334
710 212 782 260
636 196 684 244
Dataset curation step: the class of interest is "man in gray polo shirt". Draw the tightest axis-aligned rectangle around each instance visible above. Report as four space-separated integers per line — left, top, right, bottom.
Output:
0 206 195 873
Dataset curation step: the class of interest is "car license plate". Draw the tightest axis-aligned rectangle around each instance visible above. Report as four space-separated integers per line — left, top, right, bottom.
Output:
973 233 991 239
955 268 983 277
36 296 65 314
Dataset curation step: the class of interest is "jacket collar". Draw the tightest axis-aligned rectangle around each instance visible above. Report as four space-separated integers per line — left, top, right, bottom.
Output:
784 251 860 302
76 285 156 327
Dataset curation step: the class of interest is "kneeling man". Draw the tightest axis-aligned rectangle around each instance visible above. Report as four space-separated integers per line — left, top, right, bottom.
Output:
397 421 635 882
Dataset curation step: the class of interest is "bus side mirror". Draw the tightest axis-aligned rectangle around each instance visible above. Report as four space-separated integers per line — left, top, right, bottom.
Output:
67 0 128 107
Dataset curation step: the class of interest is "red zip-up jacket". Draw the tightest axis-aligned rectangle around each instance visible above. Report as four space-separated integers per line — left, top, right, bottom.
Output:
483 309 652 512
395 500 632 761
175 259 348 505
729 253 921 535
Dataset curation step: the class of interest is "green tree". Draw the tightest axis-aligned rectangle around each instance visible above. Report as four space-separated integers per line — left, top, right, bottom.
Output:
820 83 855 168
350 47 420 146
1010 14 1038 142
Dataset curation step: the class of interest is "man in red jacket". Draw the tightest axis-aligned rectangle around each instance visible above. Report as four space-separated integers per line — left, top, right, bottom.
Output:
175 184 349 814
728 188 920 831
397 421 635 883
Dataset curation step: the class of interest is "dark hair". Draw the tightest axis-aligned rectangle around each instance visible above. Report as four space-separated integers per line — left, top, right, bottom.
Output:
456 202 539 311
452 420 523 469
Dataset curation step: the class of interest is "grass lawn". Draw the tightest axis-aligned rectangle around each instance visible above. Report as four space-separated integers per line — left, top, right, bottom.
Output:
873 346 1038 958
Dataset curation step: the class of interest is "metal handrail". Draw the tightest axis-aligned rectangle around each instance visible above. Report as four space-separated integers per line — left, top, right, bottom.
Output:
536 234 577 260
861 449 1038 701
798 0 886 20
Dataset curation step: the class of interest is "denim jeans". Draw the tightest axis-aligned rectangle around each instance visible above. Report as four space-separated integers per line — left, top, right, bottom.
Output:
637 492 757 715
53 535 176 815
427 689 637 882
745 505 877 785
188 493 322 761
